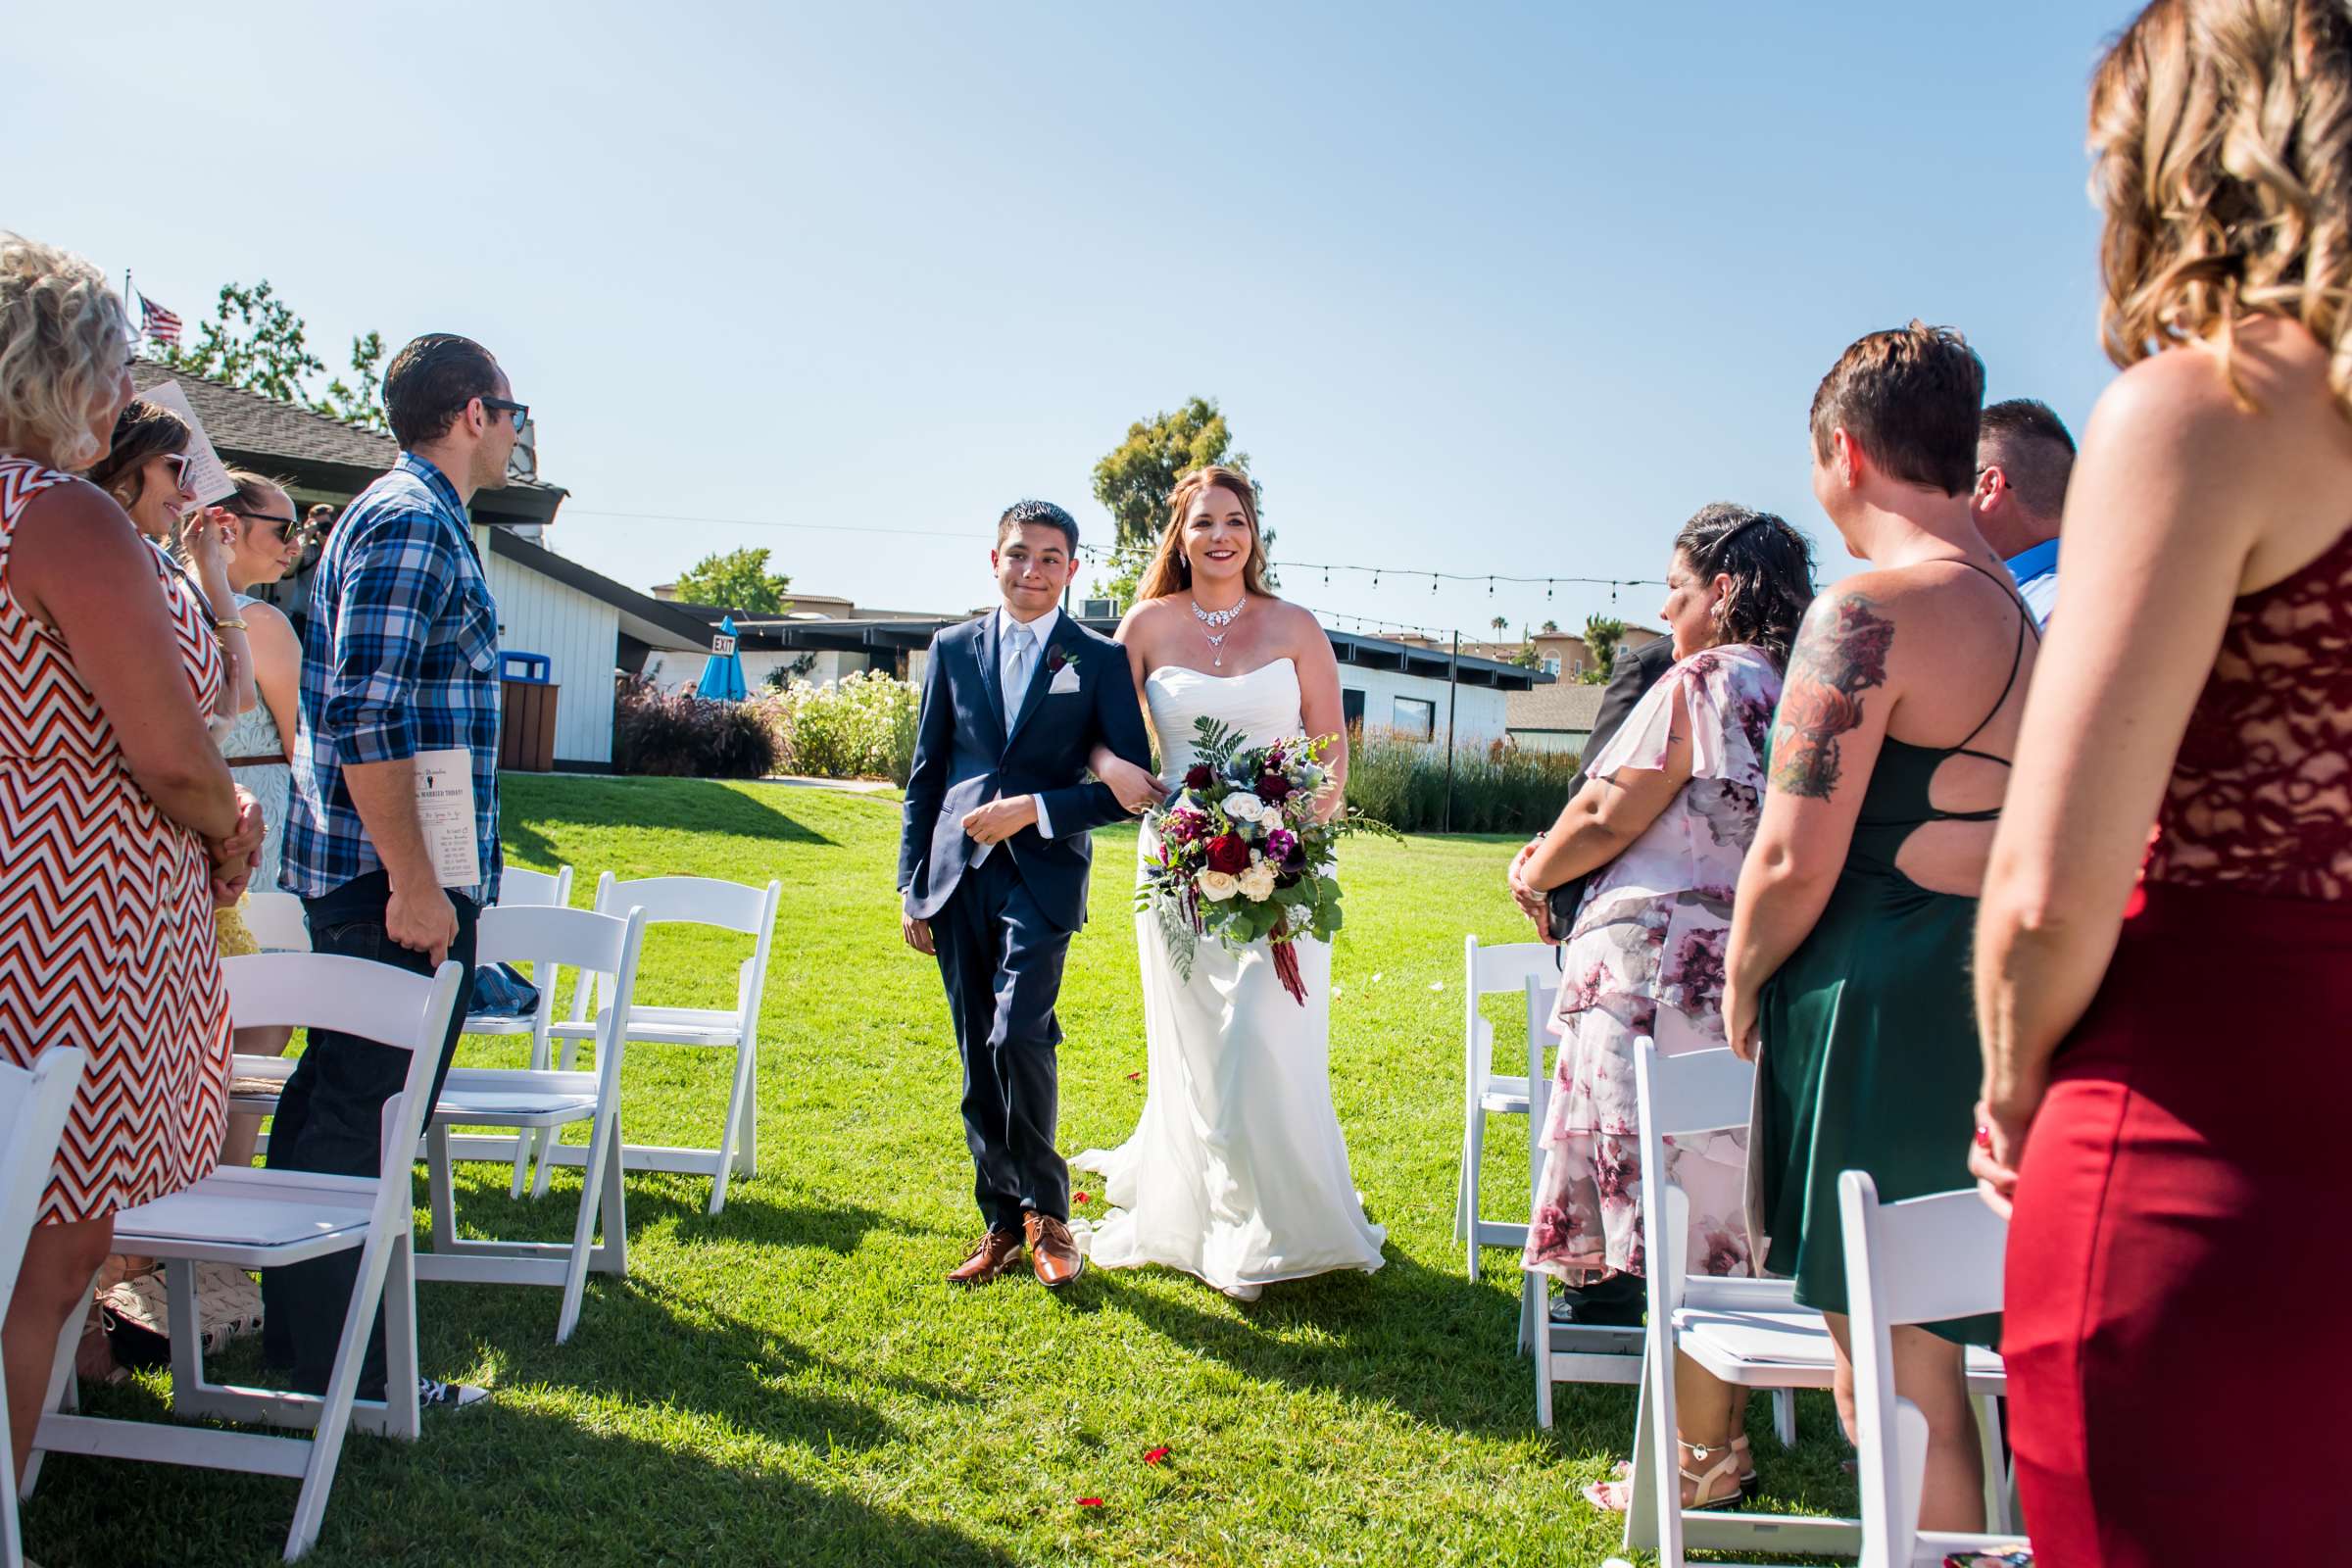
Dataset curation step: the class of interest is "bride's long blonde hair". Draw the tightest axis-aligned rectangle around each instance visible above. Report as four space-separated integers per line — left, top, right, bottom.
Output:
1134 466 1275 602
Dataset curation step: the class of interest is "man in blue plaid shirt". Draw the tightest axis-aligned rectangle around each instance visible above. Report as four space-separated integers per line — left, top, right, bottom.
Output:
266 333 524 1411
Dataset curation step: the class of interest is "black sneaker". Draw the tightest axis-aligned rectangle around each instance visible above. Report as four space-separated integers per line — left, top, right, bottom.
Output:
1549 1271 1646 1327
418 1376 490 1409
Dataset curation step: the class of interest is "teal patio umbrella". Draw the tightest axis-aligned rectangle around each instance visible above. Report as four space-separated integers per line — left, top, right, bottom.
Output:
697 614 749 702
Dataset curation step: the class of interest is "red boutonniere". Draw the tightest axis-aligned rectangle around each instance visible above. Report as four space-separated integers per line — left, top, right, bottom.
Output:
1046 646 1078 676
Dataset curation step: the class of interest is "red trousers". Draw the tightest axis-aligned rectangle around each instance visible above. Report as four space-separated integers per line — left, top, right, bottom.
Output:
2005 881 2352 1566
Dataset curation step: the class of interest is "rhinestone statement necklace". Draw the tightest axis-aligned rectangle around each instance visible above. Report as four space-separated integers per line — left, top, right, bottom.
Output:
1191 594 1247 667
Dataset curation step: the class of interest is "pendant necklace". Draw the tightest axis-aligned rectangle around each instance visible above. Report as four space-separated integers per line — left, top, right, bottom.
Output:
1191 594 1246 667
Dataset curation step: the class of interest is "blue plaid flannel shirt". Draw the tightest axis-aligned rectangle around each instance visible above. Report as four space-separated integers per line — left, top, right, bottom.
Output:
281 453 504 902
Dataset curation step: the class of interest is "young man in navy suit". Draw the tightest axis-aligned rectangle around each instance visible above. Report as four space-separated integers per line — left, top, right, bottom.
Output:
898 500 1154 1288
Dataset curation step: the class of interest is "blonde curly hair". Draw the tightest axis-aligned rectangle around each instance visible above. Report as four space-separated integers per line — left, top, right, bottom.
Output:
2092 0 2352 415
0 233 131 470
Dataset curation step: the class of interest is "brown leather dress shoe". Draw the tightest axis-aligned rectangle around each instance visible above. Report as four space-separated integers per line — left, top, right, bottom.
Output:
947 1228 1024 1287
1025 1212 1083 1289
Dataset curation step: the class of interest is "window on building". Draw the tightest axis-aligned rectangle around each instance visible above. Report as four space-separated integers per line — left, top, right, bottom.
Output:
1542 656 1561 675
1393 696 1437 741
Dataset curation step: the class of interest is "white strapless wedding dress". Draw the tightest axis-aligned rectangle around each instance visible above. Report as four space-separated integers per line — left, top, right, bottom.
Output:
1073 658 1386 1298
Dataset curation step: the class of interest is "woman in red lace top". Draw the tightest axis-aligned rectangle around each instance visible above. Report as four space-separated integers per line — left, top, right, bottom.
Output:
1971 4 2352 1564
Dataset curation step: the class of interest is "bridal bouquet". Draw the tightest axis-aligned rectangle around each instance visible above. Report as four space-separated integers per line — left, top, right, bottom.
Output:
1136 716 1395 1005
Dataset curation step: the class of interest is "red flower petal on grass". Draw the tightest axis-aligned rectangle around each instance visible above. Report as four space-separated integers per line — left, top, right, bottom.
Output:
1144 1446 1171 1465
1126 1071 1141 1081
1074 1192 1091 1204
1077 1496 1104 1508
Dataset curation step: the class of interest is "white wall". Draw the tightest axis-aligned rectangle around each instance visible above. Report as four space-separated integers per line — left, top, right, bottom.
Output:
1339 664 1512 748
480 531 619 767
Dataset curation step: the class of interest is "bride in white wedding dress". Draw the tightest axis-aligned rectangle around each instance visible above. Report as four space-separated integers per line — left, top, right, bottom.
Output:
1073 466 1386 1299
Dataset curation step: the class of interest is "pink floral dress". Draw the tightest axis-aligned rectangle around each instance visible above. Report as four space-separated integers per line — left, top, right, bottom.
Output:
1523 644 1781 1285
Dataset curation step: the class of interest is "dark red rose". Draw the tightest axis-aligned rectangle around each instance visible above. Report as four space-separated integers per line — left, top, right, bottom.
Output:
1184 763 1213 791
1256 772 1294 802
1204 834 1251 874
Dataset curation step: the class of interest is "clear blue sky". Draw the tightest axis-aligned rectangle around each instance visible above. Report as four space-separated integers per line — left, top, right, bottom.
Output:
7 1 2133 640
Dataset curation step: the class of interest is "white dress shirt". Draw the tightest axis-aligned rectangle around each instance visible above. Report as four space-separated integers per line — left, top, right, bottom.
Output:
985 605 1060 849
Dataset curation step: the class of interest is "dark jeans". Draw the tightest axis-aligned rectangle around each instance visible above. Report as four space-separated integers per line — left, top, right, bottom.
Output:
931 852 1070 1233
261 870 476 1397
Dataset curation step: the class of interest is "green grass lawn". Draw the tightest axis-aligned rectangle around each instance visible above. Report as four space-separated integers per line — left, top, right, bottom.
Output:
24 774 1855 1566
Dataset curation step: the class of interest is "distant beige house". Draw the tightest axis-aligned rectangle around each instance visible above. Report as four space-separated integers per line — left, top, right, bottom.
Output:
1506 680 1608 757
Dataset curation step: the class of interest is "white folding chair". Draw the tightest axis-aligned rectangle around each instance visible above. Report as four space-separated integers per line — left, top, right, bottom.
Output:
1608 1042 2005 1567
419 904 647 1343
1525 977 1645 1415
524 873 780 1215
232 893 309 1163
0 1048 84 1568
444 864 574 1195
241 891 312 953
30 955 465 1563
1840 1172 2023 1567
1455 934 1559 1278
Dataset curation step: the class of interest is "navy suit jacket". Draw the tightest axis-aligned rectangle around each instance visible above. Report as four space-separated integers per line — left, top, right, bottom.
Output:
897 612 1153 933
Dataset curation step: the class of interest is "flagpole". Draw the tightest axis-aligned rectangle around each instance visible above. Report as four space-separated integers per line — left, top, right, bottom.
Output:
124 270 138 353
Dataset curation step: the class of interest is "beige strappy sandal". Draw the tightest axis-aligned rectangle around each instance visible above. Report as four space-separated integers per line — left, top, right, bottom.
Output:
1583 1436 1750 1512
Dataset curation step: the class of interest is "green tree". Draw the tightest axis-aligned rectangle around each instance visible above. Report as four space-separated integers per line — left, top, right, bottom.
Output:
312 330 386 430
1489 615 1509 636
1090 396 1268 604
159 280 388 431
1579 614 1626 684
1541 618 1560 634
671 547 794 614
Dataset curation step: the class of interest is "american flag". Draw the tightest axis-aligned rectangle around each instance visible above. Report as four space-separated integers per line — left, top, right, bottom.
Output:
138 293 182 348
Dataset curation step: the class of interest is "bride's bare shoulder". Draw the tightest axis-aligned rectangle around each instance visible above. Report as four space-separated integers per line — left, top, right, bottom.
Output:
1259 596 1329 649
1117 595 1182 642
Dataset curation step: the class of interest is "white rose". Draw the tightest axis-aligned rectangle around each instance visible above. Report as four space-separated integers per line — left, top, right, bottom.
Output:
1223 791 1266 825
1199 870 1240 902
1238 862 1277 903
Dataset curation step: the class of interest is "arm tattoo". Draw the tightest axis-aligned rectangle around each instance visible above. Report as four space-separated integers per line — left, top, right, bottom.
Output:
1769 592 1893 799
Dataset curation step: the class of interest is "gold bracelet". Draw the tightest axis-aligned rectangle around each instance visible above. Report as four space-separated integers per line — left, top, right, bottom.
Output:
214 617 249 632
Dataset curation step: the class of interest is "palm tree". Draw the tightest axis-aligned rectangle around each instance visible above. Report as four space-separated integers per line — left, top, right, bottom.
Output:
1489 614 1509 635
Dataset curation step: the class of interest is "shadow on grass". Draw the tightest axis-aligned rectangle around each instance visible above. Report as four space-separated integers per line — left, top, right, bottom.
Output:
24 1375 1017 1568
501 774 836 867
637 1187 925 1256
1081 1242 1621 1443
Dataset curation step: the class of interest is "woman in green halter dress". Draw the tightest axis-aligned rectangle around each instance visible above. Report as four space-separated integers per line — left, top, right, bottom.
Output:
1746 567 2032 1348
1721 318 2040 1537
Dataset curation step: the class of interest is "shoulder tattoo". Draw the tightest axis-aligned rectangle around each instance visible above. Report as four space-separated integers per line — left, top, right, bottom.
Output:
1768 592 1893 799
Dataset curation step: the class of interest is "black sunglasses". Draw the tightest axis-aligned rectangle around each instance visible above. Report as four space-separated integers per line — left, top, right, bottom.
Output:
221 507 301 538
479 396 529 432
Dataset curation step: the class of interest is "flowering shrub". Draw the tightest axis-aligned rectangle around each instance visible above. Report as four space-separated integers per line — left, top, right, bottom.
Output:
752 668 921 784
612 675 780 778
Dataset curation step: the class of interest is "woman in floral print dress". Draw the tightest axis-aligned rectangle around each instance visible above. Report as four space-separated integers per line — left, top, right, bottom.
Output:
1507 504 1813 1509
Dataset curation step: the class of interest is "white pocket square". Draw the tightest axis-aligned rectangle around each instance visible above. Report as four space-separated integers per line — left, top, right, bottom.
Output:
1049 666 1082 695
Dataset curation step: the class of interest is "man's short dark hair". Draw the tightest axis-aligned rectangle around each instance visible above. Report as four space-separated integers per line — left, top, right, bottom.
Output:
1978 398 2077 518
1808 320 1985 497
383 333 501 449
997 499 1078 554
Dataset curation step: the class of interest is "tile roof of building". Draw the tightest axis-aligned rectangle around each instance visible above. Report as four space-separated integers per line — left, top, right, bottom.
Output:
128 360 564 508
1506 676 1607 732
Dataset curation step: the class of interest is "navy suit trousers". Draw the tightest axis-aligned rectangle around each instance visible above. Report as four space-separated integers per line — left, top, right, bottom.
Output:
932 852 1069 1231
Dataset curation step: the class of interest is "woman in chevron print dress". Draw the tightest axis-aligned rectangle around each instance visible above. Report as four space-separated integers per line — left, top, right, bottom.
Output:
0 236 248 1486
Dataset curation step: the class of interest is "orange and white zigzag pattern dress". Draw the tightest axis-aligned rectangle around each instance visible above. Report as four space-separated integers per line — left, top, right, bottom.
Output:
0 457 230 1223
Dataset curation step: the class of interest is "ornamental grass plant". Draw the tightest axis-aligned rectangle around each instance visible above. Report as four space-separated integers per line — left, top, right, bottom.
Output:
1343 728 1581 835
